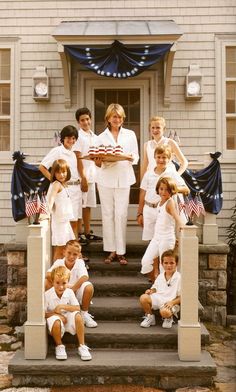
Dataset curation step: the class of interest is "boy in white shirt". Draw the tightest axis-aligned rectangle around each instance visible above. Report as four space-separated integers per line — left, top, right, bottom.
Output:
45 240 97 328
74 107 102 244
45 265 92 361
139 249 181 329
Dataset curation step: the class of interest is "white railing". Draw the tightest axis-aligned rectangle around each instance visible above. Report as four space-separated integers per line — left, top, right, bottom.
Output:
24 219 51 359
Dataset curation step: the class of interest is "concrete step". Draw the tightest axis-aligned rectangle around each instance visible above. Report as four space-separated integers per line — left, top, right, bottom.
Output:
84 242 146 257
91 275 149 296
56 321 210 349
88 257 141 276
90 297 204 321
9 348 216 389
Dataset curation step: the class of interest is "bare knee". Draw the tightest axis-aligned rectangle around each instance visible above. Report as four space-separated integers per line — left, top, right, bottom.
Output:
160 308 172 318
140 294 150 305
84 283 94 295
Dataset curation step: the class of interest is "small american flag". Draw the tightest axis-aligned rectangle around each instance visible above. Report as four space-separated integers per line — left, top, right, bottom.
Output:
39 193 48 215
194 193 206 217
25 193 40 217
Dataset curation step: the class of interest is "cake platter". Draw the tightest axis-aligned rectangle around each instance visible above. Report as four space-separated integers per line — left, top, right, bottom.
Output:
78 154 133 162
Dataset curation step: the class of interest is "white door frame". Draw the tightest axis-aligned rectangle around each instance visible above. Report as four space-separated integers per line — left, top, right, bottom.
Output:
77 70 158 218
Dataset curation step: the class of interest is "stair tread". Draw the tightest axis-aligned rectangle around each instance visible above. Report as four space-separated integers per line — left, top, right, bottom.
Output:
10 349 216 375
91 275 148 284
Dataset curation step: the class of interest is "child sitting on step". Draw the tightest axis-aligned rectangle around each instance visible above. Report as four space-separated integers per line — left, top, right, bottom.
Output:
45 240 97 328
139 249 181 329
45 265 92 361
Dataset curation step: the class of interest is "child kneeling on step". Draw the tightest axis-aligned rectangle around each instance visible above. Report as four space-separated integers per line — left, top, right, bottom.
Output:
139 249 180 329
45 265 92 361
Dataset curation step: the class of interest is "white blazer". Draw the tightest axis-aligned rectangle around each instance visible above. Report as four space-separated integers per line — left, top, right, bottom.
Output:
96 127 139 188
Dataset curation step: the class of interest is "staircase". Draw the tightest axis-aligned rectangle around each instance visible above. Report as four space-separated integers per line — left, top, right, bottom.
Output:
9 243 216 389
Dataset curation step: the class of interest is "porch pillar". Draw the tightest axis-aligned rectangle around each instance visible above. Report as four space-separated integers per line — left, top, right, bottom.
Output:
178 225 201 361
24 219 51 359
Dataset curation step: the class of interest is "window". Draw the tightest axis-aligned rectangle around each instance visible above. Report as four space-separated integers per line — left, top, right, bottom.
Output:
0 49 11 151
216 36 236 160
0 38 19 162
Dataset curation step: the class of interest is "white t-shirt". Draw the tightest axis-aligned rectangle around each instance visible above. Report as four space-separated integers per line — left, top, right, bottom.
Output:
151 270 181 303
47 258 88 285
44 287 79 313
41 144 80 181
73 129 98 183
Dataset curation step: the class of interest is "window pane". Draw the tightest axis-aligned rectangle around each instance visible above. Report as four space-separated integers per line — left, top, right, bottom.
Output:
0 49 10 80
226 47 236 78
0 85 10 115
226 82 236 113
226 118 236 150
0 120 10 151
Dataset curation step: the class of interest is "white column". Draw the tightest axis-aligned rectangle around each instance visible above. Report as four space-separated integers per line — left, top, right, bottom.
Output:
24 220 50 359
178 225 201 361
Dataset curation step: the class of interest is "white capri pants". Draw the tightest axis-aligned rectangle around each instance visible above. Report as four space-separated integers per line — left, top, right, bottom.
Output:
75 281 93 304
98 185 130 255
47 310 80 337
142 204 158 241
141 235 176 274
67 184 82 220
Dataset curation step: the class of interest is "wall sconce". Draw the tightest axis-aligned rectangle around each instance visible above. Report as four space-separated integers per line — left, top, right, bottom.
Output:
185 64 203 101
32 66 50 101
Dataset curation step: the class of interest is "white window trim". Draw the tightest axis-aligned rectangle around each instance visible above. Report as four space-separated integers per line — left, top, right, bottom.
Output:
0 37 20 164
216 35 236 162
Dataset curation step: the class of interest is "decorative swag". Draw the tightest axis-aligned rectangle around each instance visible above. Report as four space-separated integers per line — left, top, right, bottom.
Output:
65 40 173 78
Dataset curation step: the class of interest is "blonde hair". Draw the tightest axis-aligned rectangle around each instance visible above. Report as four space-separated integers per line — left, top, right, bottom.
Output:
149 116 166 129
50 159 71 183
156 176 178 196
105 103 126 128
65 239 81 253
154 144 172 159
51 266 70 282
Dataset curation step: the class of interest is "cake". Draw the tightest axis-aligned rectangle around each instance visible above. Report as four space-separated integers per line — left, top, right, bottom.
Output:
114 145 123 155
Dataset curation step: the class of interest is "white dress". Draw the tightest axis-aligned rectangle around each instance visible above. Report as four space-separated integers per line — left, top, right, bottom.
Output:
47 183 75 246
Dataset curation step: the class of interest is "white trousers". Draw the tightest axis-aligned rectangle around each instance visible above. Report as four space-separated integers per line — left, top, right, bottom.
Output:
98 185 130 255
141 235 176 274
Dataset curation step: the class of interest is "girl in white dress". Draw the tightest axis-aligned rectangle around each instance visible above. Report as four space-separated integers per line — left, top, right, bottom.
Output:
141 116 188 179
47 159 75 261
141 176 184 277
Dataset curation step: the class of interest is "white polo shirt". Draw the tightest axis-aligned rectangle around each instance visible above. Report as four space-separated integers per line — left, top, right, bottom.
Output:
41 144 80 181
73 129 98 183
151 270 181 303
44 287 79 313
47 258 88 286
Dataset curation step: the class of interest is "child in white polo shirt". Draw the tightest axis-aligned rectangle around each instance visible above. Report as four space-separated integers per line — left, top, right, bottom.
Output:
45 265 92 361
39 125 83 238
45 239 97 328
139 249 181 329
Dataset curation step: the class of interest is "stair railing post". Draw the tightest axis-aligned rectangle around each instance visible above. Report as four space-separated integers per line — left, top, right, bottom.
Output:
178 225 201 361
24 219 51 359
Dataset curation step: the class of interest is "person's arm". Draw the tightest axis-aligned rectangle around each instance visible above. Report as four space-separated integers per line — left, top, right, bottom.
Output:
54 303 81 314
145 287 157 295
39 164 51 181
166 198 184 228
140 142 148 180
137 188 146 227
47 181 61 212
168 139 188 175
164 295 181 309
74 151 88 192
69 275 88 293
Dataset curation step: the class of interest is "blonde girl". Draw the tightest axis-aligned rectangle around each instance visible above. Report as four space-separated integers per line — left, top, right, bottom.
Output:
141 176 184 277
47 159 75 261
141 116 188 179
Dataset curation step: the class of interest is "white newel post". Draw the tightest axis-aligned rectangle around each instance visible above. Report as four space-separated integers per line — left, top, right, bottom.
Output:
24 219 51 359
178 225 201 361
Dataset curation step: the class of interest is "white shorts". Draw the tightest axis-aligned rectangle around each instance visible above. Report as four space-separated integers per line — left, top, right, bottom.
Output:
142 204 157 241
47 310 80 337
67 184 82 220
82 183 96 208
75 281 93 304
150 293 165 310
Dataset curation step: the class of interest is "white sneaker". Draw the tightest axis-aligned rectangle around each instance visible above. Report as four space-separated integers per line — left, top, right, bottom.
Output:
171 304 180 318
78 344 92 361
55 344 67 360
81 311 98 328
140 314 156 328
162 317 174 329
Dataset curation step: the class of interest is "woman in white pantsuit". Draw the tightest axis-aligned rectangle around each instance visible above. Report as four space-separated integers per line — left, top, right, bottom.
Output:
96 103 139 265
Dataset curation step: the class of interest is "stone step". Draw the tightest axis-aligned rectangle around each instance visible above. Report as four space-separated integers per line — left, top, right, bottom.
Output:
90 275 149 296
84 242 146 257
9 348 216 389
88 257 141 275
56 321 210 349
90 297 204 321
